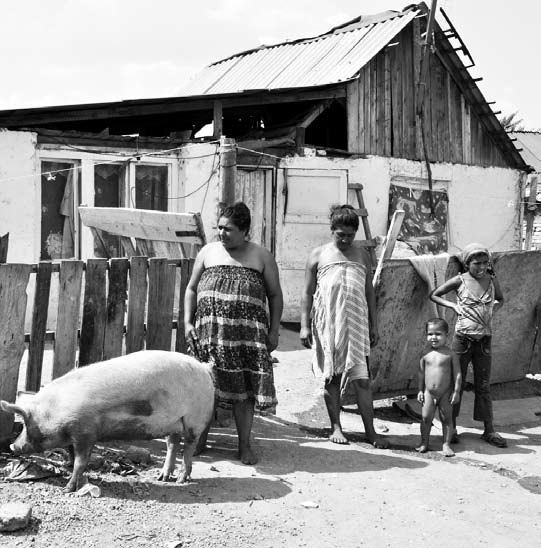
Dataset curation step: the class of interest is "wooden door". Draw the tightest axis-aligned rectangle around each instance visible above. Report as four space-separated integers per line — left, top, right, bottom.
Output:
275 168 348 321
236 167 275 252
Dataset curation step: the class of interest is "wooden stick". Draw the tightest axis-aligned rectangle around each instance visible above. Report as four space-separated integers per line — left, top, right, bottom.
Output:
373 210 405 287
524 176 538 250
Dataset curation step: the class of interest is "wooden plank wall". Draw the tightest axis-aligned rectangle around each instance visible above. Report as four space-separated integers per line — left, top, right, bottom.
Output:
0 257 196 438
347 22 509 168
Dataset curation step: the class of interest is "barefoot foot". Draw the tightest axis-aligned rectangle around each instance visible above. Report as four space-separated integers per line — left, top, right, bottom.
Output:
415 444 428 453
367 435 389 449
329 428 349 444
442 443 455 457
238 445 258 465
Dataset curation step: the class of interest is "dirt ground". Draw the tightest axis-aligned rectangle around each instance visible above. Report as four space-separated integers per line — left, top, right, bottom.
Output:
2 325 541 548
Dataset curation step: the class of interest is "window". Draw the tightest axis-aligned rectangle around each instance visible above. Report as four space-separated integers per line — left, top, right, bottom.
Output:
40 161 78 260
135 165 168 211
93 163 126 257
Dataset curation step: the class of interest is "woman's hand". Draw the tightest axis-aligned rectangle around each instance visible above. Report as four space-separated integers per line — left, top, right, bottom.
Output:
299 326 312 348
370 323 379 347
267 329 280 352
417 391 425 404
185 323 200 355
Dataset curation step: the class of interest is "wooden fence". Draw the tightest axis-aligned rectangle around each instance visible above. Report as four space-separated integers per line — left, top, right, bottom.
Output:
0 257 194 438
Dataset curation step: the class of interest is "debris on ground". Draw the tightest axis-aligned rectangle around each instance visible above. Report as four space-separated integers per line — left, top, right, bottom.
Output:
0 502 32 532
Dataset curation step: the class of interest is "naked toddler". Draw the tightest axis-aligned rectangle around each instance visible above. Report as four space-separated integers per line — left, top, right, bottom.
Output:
417 318 461 457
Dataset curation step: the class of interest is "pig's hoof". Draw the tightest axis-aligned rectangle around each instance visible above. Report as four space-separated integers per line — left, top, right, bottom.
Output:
63 483 77 493
178 473 191 484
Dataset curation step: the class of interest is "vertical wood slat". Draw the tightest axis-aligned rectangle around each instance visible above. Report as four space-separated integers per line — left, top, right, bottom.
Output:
0 264 32 438
52 261 84 379
376 51 385 156
175 259 194 353
147 258 176 351
26 262 52 391
370 59 377 155
402 25 415 159
412 18 423 160
346 79 360 154
126 257 148 354
357 69 365 155
103 258 129 361
364 63 371 154
79 259 108 366
391 39 402 158
383 48 392 157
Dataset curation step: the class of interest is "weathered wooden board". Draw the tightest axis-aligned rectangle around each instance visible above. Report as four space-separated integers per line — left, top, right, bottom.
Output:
79 207 206 245
79 259 107 366
26 262 52 391
126 257 148 354
175 258 194 353
103 258 129 361
147 258 176 350
0 264 31 438
53 261 84 378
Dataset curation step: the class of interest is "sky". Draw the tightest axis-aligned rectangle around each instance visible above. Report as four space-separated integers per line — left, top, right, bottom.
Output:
0 0 539 129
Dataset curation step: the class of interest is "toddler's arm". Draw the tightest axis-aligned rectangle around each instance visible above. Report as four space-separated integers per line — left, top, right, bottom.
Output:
417 357 426 404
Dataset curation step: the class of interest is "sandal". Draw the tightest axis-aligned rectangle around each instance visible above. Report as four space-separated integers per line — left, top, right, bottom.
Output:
481 432 507 448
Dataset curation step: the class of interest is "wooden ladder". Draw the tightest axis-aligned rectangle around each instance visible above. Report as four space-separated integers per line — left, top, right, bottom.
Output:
349 183 377 266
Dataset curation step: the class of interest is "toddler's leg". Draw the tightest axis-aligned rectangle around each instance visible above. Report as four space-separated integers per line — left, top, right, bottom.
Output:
438 396 455 457
416 391 435 453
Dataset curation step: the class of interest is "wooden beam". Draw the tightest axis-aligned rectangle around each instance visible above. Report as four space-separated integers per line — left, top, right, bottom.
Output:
524 176 538 250
213 101 223 138
0 86 347 127
79 207 206 245
373 209 405 288
219 136 237 206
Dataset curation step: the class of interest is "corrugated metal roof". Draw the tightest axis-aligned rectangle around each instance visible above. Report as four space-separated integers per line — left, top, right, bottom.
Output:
179 7 419 96
511 132 541 172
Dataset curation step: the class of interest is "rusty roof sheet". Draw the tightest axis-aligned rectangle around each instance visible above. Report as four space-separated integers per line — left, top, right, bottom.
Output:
179 7 419 96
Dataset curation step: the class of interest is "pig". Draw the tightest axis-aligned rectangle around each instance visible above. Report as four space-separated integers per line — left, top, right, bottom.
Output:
0 350 215 492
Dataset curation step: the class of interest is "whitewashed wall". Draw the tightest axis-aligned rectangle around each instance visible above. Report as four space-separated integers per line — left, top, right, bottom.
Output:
0 131 40 263
276 154 524 321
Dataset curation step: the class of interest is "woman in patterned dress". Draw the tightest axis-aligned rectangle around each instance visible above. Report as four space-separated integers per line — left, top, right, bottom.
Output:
184 202 283 464
300 204 387 448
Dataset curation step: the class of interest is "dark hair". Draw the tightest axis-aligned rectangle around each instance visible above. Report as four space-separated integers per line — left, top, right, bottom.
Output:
329 204 359 231
425 317 449 333
218 201 251 234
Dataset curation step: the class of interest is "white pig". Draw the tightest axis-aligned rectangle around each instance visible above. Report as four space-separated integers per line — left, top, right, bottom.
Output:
0 350 215 492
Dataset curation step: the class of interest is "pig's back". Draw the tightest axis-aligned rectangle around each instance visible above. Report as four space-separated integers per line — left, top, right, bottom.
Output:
35 351 214 439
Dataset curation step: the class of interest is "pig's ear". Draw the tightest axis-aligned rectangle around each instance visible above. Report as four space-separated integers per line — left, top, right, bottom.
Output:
0 401 28 421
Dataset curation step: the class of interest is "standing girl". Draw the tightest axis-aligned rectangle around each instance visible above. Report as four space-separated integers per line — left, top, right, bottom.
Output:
430 243 506 448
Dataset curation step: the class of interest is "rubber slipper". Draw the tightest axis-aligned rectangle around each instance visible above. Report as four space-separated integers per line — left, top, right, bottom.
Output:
481 432 507 448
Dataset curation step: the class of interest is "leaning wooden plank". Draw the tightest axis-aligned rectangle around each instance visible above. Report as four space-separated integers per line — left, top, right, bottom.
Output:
120 236 136 257
79 207 205 244
175 259 194 353
53 260 84 378
26 262 53 392
0 264 32 438
79 259 107 366
147 258 176 350
373 210 405 288
126 257 148 354
103 258 129 361
0 232 9 263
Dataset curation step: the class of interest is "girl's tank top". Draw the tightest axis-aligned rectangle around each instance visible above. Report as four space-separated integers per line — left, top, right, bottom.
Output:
455 274 495 338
